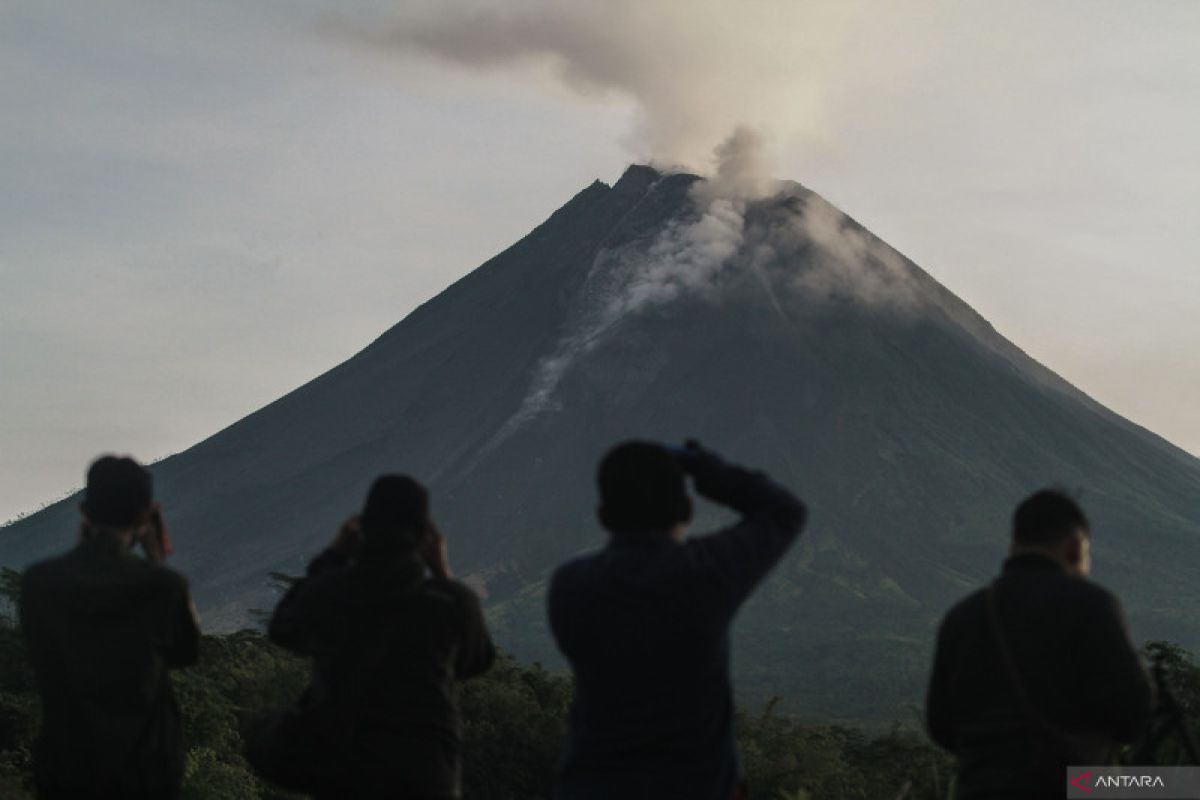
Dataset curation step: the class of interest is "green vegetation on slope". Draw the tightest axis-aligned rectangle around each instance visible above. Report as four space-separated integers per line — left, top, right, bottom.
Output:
0 612 953 797
2 567 1196 799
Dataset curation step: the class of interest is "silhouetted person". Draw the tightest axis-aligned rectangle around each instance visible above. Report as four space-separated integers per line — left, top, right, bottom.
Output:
20 455 200 800
926 489 1153 799
548 441 806 800
266 475 495 799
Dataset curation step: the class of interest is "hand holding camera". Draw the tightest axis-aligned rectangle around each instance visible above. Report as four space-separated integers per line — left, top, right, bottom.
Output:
420 520 451 580
665 439 740 506
135 504 172 564
330 515 363 558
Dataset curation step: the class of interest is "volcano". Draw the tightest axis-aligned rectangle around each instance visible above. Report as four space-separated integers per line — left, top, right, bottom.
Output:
4 165 1199 718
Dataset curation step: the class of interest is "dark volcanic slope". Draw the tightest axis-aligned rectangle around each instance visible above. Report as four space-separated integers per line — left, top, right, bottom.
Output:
4 165 1199 718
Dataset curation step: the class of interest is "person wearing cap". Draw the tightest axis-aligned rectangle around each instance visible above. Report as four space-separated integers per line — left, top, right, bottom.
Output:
265 474 495 799
19 455 201 800
547 441 807 800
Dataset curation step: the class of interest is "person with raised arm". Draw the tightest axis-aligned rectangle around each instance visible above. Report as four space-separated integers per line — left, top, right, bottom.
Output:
548 440 806 800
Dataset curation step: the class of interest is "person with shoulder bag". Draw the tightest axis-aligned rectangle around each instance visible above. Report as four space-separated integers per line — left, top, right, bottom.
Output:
926 489 1153 799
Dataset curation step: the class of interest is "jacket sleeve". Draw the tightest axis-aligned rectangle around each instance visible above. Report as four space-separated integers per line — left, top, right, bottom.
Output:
17 567 41 639
926 612 958 751
161 574 201 668
1081 592 1153 743
685 453 807 614
453 582 496 680
267 548 349 655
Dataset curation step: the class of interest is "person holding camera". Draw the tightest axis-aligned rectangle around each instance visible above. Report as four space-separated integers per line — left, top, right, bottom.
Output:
263 474 495 799
547 440 807 800
20 455 201 800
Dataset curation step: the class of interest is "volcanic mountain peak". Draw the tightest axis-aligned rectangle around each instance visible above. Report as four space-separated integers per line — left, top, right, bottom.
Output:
3 165 1198 717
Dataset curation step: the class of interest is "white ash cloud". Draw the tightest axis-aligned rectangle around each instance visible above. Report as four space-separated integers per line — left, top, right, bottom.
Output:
606 197 743 315
338 0 874 170
692 127 778 205
342 0 928 318
605 129 921 319
338 0 933 322
610 128 773 316
758 193 924 311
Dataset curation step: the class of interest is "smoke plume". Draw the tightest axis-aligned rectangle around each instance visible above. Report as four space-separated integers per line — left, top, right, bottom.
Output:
791 194 922 309
361 1 930 442
611 128 774 316
343 0 873 170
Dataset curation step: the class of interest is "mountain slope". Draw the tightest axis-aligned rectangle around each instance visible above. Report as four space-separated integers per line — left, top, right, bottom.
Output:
4 165 1198 718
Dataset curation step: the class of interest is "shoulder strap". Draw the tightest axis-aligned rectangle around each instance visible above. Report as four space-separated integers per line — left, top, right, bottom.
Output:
984 582 1049 728
985 581 1114 765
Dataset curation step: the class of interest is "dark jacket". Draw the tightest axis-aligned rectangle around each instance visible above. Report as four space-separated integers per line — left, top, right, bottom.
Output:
926 553 1153 799
548 457 806 800
268 548 495 799
19 534 200 800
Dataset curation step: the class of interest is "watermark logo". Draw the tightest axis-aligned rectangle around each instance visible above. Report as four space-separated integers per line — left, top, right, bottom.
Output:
1070 770 1094 793
1067 766 1197 797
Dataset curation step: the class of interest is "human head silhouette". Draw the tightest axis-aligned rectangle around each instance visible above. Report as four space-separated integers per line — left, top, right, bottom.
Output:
596 441 692 535
82 455 153 529
359 474 429 557
1010 488 1091 576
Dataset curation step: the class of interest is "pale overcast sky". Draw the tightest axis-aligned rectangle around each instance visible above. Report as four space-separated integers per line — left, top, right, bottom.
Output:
2 1 1197 522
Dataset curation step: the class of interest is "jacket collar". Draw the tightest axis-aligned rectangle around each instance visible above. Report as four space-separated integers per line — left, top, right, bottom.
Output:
1002 551 1067 574
76 532 135 560
607 529 678 550
355 552 427 587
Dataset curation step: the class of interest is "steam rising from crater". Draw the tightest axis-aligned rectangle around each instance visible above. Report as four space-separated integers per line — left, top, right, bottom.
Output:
485 131 923 447
349 0 922 316
488 131 768 443
341 0 870 170
610 128 774 317
371 2 929 440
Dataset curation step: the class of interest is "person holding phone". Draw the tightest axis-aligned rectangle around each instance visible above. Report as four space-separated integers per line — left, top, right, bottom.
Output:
20 455 201 800
265 474 495 799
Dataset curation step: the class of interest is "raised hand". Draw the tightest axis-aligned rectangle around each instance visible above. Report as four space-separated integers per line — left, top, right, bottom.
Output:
420 520 451 579
331 515 363 558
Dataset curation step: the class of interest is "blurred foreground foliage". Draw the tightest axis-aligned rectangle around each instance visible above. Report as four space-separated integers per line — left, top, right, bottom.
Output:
1 586 1193 799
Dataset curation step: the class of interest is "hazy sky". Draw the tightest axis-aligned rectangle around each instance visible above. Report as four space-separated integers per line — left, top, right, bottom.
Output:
2 1 1197 523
